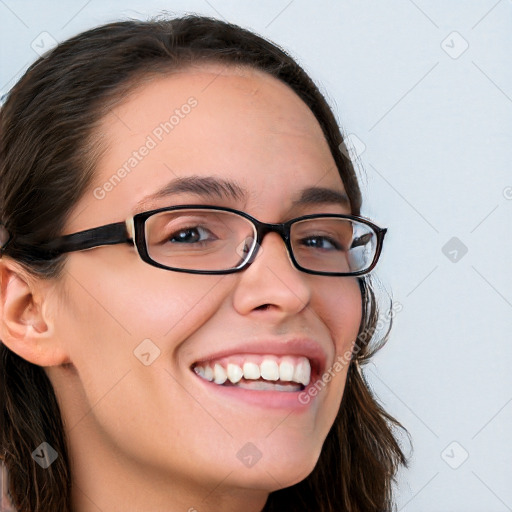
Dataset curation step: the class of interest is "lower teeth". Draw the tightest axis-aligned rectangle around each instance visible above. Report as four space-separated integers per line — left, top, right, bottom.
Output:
223 378 303 392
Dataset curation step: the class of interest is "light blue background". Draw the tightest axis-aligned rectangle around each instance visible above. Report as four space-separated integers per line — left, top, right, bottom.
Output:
1 1 511 511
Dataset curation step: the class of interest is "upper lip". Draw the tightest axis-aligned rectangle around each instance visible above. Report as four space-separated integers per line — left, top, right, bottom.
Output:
190 337 329 377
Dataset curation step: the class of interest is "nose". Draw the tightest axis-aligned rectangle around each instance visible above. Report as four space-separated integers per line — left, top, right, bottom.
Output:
231 230 312 317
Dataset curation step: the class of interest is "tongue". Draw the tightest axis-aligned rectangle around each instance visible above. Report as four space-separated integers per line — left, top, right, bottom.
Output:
223 378 302 392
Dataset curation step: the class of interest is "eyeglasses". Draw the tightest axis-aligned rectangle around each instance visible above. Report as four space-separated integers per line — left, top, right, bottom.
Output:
32 205 387 276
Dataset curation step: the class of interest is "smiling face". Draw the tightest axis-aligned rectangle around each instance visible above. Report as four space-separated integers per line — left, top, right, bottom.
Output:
47 64 363 510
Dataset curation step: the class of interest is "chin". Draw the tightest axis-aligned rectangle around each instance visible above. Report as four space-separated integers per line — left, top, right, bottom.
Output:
223 441 322 492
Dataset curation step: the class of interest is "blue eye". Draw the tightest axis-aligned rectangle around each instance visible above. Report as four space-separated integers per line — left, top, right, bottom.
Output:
169 226 215 243
300 236 342 251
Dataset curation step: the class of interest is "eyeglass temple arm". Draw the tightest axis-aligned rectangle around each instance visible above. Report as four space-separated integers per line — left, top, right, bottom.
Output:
33 222 131 259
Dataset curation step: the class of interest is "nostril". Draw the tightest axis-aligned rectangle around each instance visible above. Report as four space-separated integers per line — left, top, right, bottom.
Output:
256 304 271 311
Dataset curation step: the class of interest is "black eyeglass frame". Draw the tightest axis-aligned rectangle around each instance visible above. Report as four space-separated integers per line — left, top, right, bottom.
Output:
32 204 387 276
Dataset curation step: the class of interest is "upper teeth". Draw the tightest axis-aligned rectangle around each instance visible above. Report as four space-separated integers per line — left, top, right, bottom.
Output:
193 355 311 386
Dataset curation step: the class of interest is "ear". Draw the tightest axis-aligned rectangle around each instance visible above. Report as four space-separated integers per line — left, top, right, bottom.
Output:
0 258 70 366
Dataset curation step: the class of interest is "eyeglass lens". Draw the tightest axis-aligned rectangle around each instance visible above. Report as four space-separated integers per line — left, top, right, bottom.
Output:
143 209 377 274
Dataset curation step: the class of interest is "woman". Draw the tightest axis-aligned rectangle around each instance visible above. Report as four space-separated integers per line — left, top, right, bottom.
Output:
0 15 406 512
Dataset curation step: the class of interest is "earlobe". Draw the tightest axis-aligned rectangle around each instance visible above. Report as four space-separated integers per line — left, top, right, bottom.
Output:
0 260 68 367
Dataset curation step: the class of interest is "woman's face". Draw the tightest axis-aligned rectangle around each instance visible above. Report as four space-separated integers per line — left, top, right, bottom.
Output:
48 64 362 504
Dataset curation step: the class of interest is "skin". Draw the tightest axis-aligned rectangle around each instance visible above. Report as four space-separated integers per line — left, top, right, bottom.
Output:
0 64 362 512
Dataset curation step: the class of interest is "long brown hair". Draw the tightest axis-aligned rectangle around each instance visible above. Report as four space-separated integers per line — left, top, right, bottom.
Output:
0 15 407 511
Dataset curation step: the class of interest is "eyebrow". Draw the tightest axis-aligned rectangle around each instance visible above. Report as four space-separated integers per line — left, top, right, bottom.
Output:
133 175 351 213
133 176 246 213
294 186 351 210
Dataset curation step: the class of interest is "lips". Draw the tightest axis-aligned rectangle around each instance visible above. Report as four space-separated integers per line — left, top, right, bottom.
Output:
188 338 329 409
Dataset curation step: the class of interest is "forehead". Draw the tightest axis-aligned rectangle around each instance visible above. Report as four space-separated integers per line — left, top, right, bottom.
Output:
76 64 348 227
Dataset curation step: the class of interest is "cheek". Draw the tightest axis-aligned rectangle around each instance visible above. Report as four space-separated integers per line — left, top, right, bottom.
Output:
308 277 362 426
314 277 362 355
57 255 228 391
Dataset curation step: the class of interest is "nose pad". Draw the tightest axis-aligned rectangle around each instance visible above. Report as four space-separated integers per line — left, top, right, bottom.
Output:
235 236 264 265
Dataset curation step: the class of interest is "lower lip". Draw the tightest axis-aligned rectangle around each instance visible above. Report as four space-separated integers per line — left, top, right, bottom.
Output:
190 370 320 410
